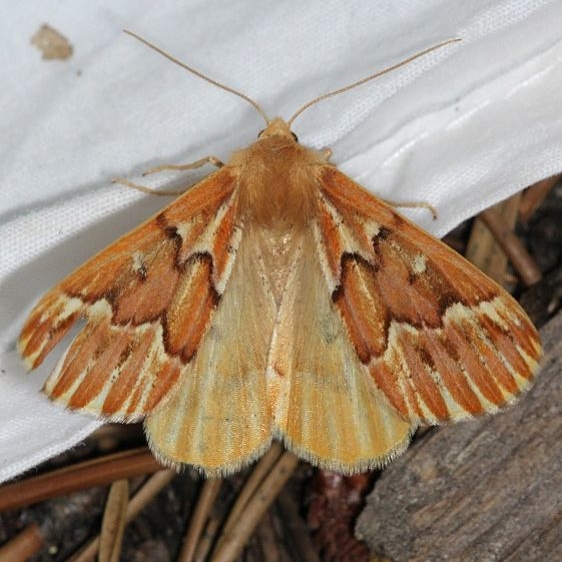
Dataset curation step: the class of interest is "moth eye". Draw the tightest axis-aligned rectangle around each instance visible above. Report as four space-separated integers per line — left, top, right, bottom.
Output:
256 129 298 142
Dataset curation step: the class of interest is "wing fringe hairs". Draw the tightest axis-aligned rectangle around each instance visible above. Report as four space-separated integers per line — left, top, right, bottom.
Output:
19 118 542 476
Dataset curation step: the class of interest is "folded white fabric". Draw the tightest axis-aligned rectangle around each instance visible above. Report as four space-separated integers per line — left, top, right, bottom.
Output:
1 0 561 483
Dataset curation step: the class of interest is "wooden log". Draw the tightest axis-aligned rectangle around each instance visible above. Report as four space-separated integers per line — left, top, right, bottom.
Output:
356 311 562 561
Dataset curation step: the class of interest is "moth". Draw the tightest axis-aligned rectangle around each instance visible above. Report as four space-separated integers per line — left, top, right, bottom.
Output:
19 34 542 476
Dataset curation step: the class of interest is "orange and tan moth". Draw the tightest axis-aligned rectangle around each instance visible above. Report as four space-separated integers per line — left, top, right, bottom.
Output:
19 34 542 476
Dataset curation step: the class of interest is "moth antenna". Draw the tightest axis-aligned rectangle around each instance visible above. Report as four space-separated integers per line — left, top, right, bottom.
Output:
287 38 461 126
123 30 270 124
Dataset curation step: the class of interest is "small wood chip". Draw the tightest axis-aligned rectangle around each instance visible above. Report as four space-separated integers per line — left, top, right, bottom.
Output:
31 24 73 60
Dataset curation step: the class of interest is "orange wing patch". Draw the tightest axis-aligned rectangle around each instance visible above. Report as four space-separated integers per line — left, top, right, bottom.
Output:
318 167 542 424
19 168 240 420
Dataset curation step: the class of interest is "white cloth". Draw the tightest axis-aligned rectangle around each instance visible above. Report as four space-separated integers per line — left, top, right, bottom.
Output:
1 0 561 483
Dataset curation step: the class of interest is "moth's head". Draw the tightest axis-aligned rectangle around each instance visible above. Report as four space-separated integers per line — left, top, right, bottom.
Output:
257 118 299 143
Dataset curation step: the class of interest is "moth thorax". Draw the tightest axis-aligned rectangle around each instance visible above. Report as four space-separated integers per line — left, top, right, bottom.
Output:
237 143 319 229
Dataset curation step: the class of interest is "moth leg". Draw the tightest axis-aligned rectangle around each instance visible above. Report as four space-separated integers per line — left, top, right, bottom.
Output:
111 178 186 196
112 155 225 196
321 147 333 161
383 199 438 220
141 155 224 176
